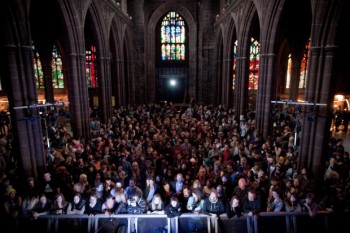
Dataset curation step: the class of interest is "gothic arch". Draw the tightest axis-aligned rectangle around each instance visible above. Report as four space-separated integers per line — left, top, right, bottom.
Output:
234 2 259 119
146 2 197 103
123 26 134 105
216 16 238 107
215 25 224 105
109 19 124 106
86 2 114 120
256 0 312 137
55 0 91 139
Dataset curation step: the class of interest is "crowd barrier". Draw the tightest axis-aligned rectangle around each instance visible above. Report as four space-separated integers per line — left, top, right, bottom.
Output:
15 211 346 233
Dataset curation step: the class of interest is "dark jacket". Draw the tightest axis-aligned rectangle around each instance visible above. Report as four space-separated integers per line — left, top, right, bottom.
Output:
243 197 262 215
226 203 242 218
166 203 182 218
202 197 225 216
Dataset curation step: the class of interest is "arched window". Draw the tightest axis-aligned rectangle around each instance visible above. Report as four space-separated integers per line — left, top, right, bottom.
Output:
33 43 65 89
160 11 186 61
33 43 44 89
285 39 310 89
299 39 310 89
51 44 64 88
286 54 292 89
232 40 238 90
249 37 260 90
86 45 98 88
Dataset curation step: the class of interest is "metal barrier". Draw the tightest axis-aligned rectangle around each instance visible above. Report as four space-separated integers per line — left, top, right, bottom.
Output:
16 211 337 233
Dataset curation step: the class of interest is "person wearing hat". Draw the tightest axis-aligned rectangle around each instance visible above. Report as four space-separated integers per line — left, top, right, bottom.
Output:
3 187 22 231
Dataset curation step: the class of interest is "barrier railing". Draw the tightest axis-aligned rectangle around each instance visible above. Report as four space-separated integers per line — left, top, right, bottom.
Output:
16 211 337 233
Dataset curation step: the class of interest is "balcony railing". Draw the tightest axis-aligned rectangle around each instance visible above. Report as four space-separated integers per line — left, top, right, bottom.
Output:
15 210 342 233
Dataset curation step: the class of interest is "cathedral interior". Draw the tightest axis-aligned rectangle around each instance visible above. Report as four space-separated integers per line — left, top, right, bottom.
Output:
0 0 350 232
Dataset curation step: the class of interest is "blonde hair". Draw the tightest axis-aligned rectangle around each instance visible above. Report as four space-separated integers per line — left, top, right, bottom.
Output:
150 193 164 211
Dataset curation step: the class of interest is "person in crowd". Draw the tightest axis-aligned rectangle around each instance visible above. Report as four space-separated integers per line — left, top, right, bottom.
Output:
40 172 59 201
126 192 147 214
22 176 40 200
67 193 86 215
51 193 68 215
226 195 242 218
84 193 103 215
202 190 225 232
165 195 182 233
21 190 39 218
110 181 127 206
301 192 318 217
159 180 176 206
73 173 89 195
32 193 52 218
297 167 316 195
171 172 185 196
203 178 216 198
233 177 249 204
92 172 105 200
284 192 302 213
124 176 143 201
219 175 232 202
266 187 284 212
243 188 262 217
144 176 160 207
165 195 182 218
2 187 22 231
186 188 204 214
102 194 119 216
147 193 165 214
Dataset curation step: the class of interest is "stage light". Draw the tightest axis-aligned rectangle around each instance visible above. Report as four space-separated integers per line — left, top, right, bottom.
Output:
169 79 177 87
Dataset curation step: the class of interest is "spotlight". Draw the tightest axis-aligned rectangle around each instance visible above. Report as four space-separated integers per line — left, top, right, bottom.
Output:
169 79 177 87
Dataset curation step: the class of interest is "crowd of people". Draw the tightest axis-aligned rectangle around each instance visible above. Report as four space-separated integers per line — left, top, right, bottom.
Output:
0 102 350 232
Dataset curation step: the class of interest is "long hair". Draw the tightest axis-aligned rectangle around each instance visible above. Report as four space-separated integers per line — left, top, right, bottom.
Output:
150 193 164 211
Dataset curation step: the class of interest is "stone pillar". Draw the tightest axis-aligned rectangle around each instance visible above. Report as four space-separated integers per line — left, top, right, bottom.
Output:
6 44 46 178
40 47 54 103
98 56 112 121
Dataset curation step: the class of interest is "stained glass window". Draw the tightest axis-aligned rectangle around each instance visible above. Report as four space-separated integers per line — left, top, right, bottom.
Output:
52 45 64 88
249 37 260 90
286 54 292 89
285 39 310 89
86 45 98 88
160 11 186 61
299 39 310 89
33 43 44 89
232 40 238 90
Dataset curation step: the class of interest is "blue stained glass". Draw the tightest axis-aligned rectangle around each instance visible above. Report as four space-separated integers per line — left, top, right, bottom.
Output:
160 11 186 61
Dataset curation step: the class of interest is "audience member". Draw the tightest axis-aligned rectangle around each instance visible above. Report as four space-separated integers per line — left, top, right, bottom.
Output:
226 195 242 218
67 193 86 215
147 193 165 214
84 193 102 215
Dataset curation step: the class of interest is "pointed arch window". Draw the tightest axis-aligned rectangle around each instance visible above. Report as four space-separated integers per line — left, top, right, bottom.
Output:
299 39 310 89
33 43 44 89
86 45 98 88
52 45 64 88
160 11 186 61
33 43 65 89
249 37 260 90
285 39 310 89
232 40 238 90
286 54 292 89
